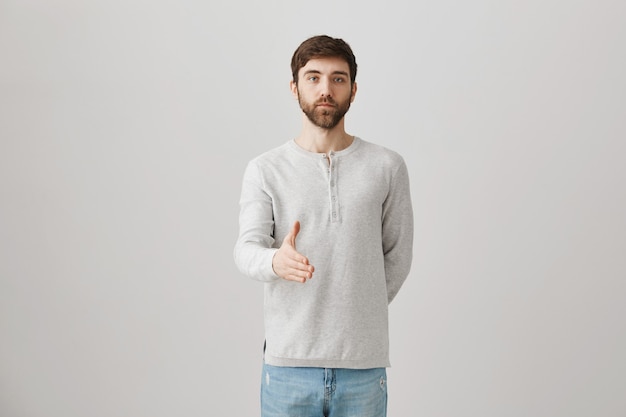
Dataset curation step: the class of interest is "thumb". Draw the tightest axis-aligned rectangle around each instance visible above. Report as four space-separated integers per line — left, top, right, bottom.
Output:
284 220 301 247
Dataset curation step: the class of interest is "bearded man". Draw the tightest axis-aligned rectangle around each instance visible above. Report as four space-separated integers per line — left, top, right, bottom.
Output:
234 34 414 417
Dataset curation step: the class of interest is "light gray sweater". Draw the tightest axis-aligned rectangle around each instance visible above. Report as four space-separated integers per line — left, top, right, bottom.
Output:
234 137 413 369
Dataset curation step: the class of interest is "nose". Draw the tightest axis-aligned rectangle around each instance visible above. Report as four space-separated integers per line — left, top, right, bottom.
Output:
319 77 332 97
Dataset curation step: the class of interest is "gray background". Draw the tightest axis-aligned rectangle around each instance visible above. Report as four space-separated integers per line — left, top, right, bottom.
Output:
1 0 625 416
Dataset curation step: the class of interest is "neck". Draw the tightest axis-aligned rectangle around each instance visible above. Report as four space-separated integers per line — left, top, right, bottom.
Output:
294 118 354 154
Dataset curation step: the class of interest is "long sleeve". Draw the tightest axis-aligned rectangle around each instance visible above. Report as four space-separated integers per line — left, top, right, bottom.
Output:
233 160 280 282
381 158 414 303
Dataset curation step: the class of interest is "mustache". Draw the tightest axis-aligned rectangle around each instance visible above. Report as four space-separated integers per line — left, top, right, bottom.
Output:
316 98 337 106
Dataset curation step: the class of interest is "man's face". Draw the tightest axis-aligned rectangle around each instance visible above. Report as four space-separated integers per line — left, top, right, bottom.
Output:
291 57 357 129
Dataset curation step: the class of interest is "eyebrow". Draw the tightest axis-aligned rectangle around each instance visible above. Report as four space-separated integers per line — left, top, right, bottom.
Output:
303 69 349 77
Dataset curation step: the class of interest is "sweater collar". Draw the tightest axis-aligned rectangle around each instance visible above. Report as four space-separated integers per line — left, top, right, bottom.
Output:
288 136 362 159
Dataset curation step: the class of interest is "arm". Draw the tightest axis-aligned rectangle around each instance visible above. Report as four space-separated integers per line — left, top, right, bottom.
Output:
382 159 414 303
233 161 314 283
233 160 279 282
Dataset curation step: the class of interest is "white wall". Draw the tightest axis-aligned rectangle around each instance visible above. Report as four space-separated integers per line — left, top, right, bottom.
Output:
1 1 624 416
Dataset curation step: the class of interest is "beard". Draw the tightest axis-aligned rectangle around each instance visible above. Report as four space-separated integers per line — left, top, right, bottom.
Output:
298 92 352 129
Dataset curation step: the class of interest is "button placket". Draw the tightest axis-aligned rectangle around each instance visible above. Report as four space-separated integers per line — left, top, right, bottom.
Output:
328 153 339 223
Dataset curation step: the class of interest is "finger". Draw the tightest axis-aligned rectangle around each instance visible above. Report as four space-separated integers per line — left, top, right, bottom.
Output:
285 269 312 283
283 221 299 241
290 270 312 280
284 220 301 247
285 258 314 274
284 275 307 284
282 256 314 276
283 246 311 267
289 255 311 268
285 263 313 278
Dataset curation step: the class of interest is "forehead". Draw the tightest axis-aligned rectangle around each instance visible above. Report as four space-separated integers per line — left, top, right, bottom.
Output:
299 56 350 75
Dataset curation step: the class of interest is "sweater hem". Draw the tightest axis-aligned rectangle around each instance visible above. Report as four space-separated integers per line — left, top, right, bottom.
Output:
264 353 391 369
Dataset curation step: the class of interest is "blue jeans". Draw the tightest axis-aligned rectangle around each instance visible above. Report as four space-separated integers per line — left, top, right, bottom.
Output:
261 363 387 417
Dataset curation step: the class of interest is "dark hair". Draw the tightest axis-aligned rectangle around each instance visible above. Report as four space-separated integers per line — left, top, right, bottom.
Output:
290 35 357 84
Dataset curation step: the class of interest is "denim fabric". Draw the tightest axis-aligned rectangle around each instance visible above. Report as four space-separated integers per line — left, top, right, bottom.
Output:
261 363 387 417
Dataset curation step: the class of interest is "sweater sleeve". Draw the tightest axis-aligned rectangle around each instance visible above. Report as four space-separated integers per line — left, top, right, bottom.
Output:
233 160 280 282
381 158 414 303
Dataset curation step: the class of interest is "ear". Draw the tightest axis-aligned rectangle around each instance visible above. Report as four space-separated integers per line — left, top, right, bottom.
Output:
290 80 298 99
350 81 358 103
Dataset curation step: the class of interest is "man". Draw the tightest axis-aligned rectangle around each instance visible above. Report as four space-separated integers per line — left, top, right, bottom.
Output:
234 35 413 417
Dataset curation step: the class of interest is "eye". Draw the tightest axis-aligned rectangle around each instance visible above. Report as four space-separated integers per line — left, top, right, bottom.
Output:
307 76 318 82
334 77 346 83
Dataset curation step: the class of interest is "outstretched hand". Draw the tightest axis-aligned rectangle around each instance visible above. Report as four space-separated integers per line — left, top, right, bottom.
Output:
272 221 314 283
